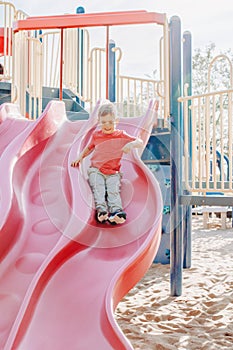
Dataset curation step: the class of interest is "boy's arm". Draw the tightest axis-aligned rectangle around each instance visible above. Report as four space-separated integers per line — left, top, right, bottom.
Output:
71 146 93 167
122 138 143 154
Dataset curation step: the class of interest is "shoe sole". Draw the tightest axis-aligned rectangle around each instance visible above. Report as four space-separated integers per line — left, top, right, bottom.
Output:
96 212 108 223
108 213 126 225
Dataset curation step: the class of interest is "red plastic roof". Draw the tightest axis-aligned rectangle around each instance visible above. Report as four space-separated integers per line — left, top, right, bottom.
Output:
13 10 166 32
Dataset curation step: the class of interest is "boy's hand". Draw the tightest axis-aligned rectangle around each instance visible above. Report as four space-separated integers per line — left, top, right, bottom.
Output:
122 143 133 154
122 139 143 154
71 160 80 167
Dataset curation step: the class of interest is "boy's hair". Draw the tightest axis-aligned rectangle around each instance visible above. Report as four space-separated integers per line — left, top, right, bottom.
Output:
98 102 117 120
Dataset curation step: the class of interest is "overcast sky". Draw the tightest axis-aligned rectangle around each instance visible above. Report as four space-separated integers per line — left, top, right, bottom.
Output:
10 0 233 77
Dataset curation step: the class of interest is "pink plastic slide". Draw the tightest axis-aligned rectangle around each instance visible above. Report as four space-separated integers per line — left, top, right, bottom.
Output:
0 100 162 349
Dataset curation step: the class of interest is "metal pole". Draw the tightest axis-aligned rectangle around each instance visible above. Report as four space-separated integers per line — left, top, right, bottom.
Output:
169 16 183 296
76 6 85 106
59 28 64 100
105 26 109 100
183 30 192 269
108 39 116 102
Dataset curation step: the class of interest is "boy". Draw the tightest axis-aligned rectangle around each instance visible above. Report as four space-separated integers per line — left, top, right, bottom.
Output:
71 102 143 224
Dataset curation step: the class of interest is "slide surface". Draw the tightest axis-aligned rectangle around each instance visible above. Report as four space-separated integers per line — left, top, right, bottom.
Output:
0 100 162 350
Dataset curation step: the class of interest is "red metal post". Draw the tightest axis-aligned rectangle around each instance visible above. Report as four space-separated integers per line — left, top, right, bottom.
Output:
59 28 63 100
105 26 109 100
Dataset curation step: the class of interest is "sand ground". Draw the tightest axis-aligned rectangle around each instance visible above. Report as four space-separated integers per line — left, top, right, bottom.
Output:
115 215 233 350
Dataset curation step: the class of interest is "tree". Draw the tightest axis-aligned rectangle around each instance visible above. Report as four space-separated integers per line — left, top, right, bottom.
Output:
192 42 233 95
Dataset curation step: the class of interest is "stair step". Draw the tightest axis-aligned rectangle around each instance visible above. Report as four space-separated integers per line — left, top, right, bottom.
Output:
0 94 11 104
67 110 89 121
0 81 11 92
0 82 11 105
42 97 86 112
0 84 89 120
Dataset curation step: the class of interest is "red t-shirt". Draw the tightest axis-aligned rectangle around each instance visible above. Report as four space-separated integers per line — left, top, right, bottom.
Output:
88 129 136 175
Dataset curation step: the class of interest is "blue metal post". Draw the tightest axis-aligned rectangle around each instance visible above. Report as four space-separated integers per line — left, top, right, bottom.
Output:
183 31 192 269
108 40 116 102
169 16 183 296
76 6 85 107
38 29 42 43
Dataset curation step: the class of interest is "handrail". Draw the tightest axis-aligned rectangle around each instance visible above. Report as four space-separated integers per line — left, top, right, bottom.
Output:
178 88 233 101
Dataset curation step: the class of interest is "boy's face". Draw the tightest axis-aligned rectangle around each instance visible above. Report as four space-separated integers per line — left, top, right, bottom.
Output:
99 114 117 134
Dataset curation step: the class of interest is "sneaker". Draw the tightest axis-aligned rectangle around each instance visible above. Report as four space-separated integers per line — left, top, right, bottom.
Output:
96 211 108 223
108 211 126 225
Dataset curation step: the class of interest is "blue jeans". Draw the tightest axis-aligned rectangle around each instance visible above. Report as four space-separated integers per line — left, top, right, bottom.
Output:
87 167 123 213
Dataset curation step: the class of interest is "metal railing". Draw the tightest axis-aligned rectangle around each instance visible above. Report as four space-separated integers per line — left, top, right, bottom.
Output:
180 85 233 194
0 1 15 82
0 1 27 82
12 27 168 120
1 2 170 122
116 73 164 118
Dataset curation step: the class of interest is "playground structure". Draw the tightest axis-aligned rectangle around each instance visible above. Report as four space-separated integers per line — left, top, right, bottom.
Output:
0 1 233 349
